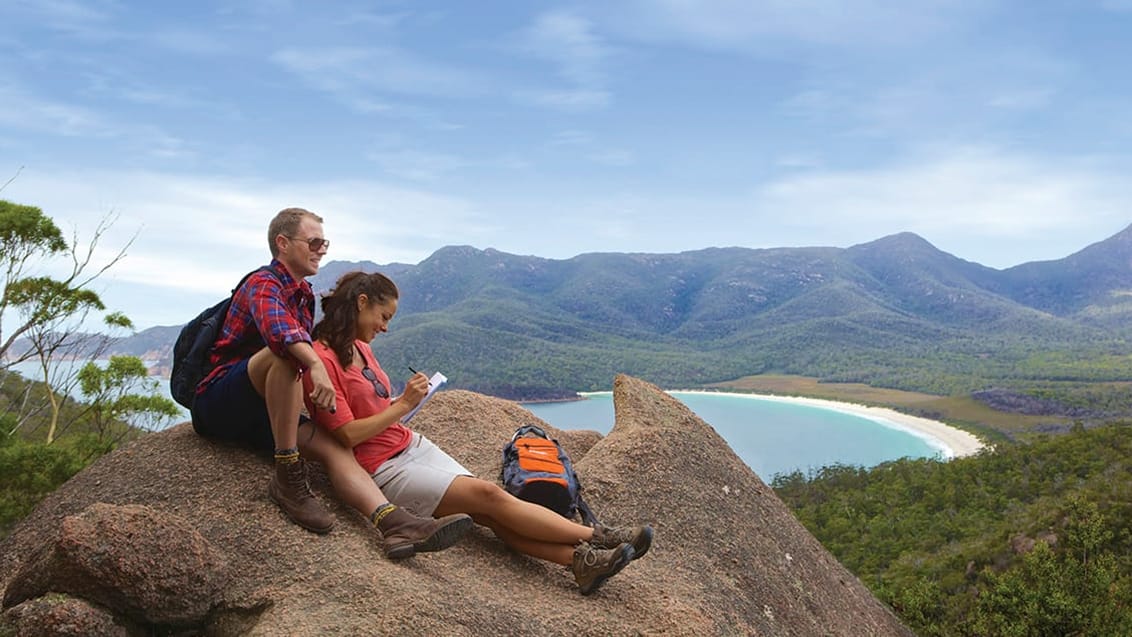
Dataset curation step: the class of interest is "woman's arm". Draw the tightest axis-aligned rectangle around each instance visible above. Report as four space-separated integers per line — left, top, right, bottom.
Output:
330 371 430 448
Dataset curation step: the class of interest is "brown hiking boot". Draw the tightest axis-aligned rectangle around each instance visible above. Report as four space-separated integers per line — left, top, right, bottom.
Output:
378 507 473 560
572 541 634 595
590 523 653 560
267 460 335 534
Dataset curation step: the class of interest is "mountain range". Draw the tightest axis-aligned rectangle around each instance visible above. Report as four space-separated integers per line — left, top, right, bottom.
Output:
119 225 1132 400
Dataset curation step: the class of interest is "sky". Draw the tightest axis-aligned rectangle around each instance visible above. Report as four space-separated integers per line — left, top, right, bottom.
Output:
1 0 1131 330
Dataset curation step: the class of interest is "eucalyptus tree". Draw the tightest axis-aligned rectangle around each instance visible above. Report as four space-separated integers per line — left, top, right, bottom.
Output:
0 199 137 442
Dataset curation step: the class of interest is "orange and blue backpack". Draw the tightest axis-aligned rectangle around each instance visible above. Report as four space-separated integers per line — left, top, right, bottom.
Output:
501 425 599 527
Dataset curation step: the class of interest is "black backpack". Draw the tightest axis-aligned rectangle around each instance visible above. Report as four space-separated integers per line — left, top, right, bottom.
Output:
501 425 599 527
169 267 274 408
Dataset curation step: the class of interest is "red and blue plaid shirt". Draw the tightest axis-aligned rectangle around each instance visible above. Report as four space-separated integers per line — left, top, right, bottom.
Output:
197 259 315 394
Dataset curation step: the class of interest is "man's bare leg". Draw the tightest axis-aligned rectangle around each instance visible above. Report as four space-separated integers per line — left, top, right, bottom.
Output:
247 348 334 533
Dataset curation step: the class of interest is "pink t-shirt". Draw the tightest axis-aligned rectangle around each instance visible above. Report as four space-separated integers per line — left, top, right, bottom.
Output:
306 340 412 474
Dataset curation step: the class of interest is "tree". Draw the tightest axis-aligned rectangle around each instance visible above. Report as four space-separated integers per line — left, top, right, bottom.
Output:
970 500 1132 636
0 200 68 363
77 355 180 443
0 199 137 443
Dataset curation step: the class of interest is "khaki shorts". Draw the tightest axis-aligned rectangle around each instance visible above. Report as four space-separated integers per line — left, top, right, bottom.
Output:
372 432 471 517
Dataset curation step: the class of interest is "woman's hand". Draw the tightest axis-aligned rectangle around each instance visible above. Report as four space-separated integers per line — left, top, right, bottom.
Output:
400 371 430 408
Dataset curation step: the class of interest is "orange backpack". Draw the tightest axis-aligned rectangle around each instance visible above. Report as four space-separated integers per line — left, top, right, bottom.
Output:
500 425 598 526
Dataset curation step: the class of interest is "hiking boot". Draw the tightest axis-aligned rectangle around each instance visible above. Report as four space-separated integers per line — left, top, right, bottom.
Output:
591 523 654 560
378 508 473 560
268 460 335 534
572 541 635 595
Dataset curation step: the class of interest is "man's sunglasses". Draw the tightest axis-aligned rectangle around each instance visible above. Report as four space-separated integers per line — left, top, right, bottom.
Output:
288 236 330 252
361 366 389 399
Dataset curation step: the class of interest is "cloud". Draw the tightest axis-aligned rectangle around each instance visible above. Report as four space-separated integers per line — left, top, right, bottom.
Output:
0 84 192 160
600 0 987 51
272 45 487 101
520 11 609 86
749 145 1131 264
512 10 612 111
9 0 117 39
365 149 470 181
514 88 610 111
0 85 109 136
2 168 488 295
138 29 231 56
1099 0 1132 11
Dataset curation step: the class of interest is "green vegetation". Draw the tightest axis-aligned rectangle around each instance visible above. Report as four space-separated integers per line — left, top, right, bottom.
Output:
0 413 112 537
772 423 1132 636
0 198 177 539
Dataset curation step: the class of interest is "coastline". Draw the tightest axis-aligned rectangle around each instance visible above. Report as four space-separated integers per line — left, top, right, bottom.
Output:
581 389 987 459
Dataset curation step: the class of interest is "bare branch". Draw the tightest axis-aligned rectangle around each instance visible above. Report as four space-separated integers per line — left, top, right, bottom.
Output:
65 210 138 291
0 166 22 194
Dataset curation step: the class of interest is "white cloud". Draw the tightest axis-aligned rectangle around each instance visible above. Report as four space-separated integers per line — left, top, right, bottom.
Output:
0 84 192 158
602 0 987 50
12 0 117 37
587 149 635 167
365 149 470 182
1099 0 1132 11
272 45 487 101
750 146 1131 264
521 11 608 86
138 29 231 56
513 11 612 111
0 85 109 136
987 88 1054 110
514 88 610 111
2 167 487 293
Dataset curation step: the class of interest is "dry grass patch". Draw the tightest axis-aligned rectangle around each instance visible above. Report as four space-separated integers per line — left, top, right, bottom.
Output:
707 375 1069 441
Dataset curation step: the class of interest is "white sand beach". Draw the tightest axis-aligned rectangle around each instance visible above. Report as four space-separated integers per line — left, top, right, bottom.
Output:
669 391 987 459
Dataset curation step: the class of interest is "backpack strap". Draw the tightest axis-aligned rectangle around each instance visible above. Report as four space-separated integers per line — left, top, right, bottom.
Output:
512 424 550 442
219 265 279 342
576 491 599 527
233 265 277 296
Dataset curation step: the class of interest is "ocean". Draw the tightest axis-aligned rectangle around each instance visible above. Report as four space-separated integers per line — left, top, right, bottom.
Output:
524 392 946 481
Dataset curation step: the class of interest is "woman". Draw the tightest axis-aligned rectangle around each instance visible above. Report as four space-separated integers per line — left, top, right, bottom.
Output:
305 271 654 595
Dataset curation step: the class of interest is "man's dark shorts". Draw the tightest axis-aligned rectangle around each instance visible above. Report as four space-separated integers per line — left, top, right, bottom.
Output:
191 359 276 452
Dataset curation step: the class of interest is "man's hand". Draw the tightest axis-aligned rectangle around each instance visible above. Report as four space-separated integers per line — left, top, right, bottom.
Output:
306 360 336 414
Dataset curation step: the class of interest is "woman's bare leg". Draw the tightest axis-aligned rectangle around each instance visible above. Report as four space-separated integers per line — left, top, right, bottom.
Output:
434 476 594 546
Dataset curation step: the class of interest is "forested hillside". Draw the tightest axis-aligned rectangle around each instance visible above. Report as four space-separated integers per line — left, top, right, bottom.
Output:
110 225 1132 405
772 423 1132 636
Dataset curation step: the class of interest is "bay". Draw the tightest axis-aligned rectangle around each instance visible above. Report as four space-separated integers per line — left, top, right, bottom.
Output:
524 392 947 481
8 357 945 480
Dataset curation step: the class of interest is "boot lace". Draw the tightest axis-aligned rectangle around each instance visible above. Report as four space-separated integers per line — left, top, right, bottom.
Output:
289 461 315 497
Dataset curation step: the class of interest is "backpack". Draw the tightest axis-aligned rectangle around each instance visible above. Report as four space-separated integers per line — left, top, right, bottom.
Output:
500 424 598 527
169 267 273 408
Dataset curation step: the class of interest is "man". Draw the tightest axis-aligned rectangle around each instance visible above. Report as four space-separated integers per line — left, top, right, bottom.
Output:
191 207 471 558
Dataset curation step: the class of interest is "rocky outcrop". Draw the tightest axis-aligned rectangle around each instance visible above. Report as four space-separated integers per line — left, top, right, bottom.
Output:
0 374 913 636
3 503 229 626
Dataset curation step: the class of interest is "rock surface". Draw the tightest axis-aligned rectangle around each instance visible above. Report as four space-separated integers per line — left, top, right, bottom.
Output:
0 374 913 636
3 502 228 627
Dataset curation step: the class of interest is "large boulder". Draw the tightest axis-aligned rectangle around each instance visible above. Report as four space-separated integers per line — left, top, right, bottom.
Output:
0 374 913 636
3 503 228 628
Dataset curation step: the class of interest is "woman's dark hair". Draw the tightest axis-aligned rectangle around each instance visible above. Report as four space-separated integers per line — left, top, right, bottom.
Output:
312 271 399 368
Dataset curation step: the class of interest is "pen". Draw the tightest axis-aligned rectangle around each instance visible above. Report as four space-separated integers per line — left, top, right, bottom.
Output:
409 366 431 386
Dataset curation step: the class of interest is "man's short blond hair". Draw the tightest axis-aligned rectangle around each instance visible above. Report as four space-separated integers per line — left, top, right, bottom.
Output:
267 207 324 257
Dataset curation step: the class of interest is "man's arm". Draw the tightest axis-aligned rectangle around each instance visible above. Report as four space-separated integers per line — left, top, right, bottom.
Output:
290 341 335 413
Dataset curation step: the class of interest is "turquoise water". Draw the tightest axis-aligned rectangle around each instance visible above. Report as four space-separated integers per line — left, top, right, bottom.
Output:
8 357 944 480
524 392 946 481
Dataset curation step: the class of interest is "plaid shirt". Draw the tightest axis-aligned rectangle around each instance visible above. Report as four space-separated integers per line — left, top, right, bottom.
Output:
197 259 315 393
